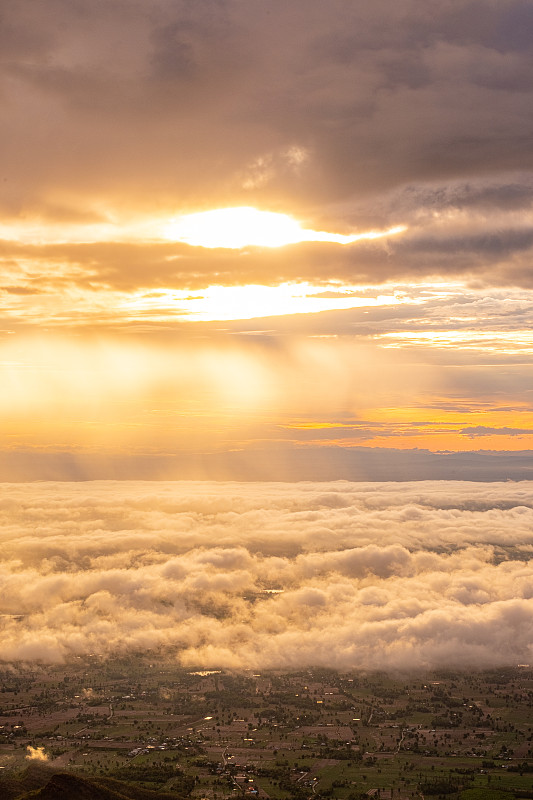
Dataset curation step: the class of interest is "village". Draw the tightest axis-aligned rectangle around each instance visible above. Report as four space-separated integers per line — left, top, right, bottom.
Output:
1 656 533 799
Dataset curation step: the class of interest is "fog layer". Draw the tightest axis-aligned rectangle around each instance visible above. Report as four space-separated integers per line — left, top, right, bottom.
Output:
1 481 532 670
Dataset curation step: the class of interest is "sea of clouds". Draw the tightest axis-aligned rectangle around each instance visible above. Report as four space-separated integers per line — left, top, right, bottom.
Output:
1 480 533 671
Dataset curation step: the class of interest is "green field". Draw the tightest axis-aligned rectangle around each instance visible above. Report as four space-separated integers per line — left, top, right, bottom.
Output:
1 659 533 800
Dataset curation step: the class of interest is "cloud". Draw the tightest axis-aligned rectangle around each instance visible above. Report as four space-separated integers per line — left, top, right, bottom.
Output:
3 0 533 297
461 426 533 437
1 480 533 670
2 1 533 219
5 183 533 300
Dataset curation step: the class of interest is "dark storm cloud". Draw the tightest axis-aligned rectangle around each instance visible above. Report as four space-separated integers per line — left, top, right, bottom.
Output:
2 0 533 219
2 0 533 296
404 228 533 260
392 177 533 213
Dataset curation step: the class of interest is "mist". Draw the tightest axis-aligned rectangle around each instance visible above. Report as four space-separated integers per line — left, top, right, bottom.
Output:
1 480 532 670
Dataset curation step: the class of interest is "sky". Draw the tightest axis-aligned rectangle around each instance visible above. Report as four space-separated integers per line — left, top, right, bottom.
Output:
1 0 533 480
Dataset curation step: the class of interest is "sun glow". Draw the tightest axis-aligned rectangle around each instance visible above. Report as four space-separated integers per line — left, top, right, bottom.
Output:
125 282 403 322
0 207 405 248
163 207 406 249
